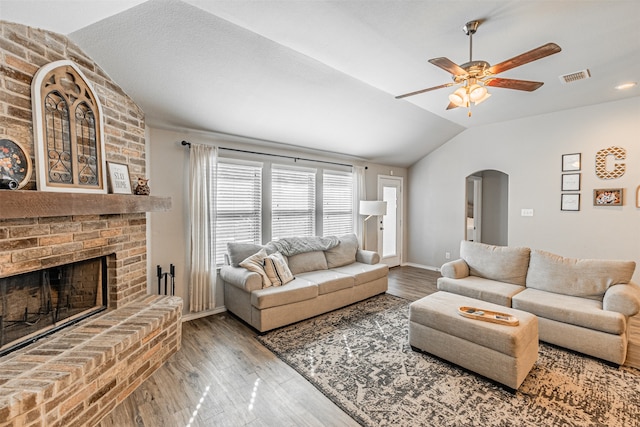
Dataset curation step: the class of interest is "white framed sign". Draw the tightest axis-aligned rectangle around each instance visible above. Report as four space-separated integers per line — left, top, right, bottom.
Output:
107 162 132 194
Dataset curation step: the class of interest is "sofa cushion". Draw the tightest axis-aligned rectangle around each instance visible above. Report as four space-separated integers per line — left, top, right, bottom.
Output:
331 262 388 286
437 276 525 307
526 250 636 300
239 248 271 288
324 233 359 268
251 278 318 309
263 252 294 287
297 270 354 295
227 242 264 267
287 250 328 275
460 241 531 286
512 288 626 335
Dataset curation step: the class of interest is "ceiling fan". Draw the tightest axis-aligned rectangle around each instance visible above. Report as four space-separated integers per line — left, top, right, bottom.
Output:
396 21 561 116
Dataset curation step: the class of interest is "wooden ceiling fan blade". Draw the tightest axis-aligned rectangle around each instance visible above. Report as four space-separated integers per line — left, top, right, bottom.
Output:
428 57 467 76
395 82 454 99
487 43 561 75
446 101 458 110
485 78 544 91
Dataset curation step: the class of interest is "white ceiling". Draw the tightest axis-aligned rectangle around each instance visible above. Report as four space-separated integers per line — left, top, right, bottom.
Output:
1 0 639 166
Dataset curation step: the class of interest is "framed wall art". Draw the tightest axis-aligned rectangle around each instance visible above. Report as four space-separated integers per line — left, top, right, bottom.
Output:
636 185 640 208
31 60 107 193
107 162 132 194
562 153 581 172
593 188 622 206
561 173 580 191
561 194 580 211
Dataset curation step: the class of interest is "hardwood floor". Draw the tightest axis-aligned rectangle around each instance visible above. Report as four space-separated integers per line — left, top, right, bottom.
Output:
99 266 640 426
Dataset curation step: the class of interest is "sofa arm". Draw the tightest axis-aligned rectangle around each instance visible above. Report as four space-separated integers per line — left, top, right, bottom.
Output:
440 259 470 279
356 249 380 265
219 265 262 292
603 281 640 316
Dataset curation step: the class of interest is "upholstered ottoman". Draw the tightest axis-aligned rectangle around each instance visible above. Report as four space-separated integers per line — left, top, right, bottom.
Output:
409 292 538 390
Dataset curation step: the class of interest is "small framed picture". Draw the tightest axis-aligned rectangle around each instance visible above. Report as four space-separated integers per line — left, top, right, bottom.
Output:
106 162 132 194
637 185 640 208
593 188 622 206
561 173 580 191
561 193 580 211
562 153 581 172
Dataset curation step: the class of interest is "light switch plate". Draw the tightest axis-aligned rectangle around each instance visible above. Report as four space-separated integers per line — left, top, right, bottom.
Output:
521 209 534 217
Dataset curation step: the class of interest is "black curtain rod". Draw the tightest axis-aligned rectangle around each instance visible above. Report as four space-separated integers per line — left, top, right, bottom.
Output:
181 140 358 169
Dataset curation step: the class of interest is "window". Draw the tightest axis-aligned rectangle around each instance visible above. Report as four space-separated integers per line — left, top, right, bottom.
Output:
213 156 355 265
272 165 316 239
323 170 353 236
214 160 262 265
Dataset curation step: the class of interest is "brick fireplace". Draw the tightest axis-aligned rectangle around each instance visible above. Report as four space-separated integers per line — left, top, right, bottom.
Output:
0 193 181 426
0 21 182 426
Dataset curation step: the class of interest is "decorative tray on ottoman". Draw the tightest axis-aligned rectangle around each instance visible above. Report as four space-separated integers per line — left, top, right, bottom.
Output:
458 306 519 326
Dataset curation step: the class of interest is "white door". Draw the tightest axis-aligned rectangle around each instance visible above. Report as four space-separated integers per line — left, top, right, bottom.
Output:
378 176 402 267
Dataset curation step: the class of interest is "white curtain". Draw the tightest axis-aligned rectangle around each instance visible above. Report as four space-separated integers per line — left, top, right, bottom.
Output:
188 144 217 312
352 165 366 247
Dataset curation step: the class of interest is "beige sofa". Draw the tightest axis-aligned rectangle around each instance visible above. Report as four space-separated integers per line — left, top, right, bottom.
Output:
220 234 388 332
438 240 640 365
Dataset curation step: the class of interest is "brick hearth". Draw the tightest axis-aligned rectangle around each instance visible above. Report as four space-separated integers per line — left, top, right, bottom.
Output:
0 21 182 426
0 207 180 427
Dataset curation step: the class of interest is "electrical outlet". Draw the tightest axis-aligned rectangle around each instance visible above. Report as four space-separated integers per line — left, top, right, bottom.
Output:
445 252 451 259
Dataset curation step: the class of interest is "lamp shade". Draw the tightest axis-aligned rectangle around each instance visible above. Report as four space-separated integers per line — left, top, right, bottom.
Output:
448 87 468 107
468 84 487 102
359 200 387 216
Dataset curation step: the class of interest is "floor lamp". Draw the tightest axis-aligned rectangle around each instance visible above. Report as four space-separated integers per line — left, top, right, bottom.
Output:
359 200 387 251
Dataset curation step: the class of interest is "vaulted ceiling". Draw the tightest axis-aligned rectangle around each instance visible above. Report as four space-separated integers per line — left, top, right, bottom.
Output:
2 0 639 166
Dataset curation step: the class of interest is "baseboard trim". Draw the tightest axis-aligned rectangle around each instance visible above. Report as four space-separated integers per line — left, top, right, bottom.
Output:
182 306 227 322
402 262 441 272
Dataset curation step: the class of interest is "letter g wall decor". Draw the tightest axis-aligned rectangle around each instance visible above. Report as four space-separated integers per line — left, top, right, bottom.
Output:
595 146 626 180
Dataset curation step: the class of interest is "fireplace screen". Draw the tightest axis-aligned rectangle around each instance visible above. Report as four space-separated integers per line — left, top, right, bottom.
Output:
0 256 107 356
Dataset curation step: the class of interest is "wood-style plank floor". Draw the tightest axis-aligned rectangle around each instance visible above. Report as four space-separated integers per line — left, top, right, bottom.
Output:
99 266 640 426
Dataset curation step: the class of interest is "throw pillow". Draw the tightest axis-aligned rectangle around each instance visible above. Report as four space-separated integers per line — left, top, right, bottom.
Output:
324 233 358 268
263 252 294 287
239 248 272 288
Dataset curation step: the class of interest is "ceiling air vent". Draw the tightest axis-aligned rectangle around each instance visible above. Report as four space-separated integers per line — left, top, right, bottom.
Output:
559 69 591 84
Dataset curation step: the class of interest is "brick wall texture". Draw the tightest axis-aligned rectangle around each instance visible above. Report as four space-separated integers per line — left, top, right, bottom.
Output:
0 21 182 426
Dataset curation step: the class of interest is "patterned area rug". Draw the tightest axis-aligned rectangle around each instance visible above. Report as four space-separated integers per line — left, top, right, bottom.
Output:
257 294 640 427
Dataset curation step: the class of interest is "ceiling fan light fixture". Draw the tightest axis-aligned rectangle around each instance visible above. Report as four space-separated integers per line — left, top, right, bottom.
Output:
468 84 488 102
449 87 468 107
473 91 491 105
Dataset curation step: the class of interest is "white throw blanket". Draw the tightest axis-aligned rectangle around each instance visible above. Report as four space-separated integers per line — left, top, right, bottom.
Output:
270 236 339 256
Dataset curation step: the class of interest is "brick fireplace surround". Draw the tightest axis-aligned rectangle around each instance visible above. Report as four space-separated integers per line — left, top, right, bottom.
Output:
0 22 183 426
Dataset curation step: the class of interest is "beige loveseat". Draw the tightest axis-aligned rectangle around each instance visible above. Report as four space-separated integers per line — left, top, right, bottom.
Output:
438 241 640 365
220 234 388 332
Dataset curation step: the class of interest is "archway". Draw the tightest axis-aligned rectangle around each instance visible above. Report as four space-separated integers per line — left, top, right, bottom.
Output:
465 170 509 246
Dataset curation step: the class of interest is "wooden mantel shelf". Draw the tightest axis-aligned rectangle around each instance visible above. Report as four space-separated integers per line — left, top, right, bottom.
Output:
0 190 172 220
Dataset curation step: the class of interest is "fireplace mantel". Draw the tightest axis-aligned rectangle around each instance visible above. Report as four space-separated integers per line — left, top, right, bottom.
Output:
0 190 171 219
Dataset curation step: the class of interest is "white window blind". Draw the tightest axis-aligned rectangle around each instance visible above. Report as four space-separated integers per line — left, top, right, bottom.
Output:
215 160 262 265
323 170 354 237
272 165 316 239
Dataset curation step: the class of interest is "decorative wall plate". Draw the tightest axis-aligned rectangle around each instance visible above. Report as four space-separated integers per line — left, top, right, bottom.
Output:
0 138 31 189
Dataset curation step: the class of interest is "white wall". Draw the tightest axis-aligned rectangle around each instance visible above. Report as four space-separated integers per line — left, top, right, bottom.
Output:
408 97 640 282
147 126 407 315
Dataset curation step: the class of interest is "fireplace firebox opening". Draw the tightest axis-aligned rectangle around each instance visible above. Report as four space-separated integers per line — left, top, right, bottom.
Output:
0 255 108 356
